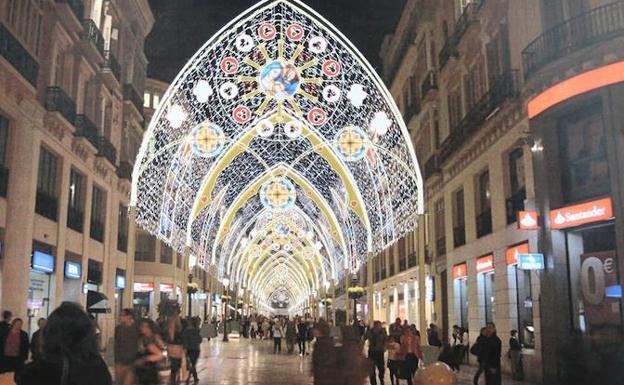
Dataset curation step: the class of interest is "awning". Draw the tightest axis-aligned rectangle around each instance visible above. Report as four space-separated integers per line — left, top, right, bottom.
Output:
87 290 111 314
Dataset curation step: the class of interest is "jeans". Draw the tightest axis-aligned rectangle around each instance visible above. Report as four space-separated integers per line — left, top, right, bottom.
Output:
188 349 200 381
274 337 282 353
169 358 182 385
298 338 306 355
368 350 385 385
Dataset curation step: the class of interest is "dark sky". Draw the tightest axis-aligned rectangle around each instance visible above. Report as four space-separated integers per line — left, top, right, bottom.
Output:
146 0 406 82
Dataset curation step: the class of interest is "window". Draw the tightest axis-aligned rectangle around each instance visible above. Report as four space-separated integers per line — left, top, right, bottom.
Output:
117 205 128 252
453 188 465 248
374 256 381 282
161 243 173 264
380 253 387 279
476 169 492 237
176 251 182 269
464 59 486 111
398 238 407 272
558 104 609 203
454 277 469 331
90 186 106 242
36 148 58 220
5 0 43 55
507 148 526 223
389 251 395 276
67 169 85 232
143 92 151 108
482 272 495 323
135 231 155 262
0 115 8 197
87 259 102 285
435 199 446 256
447 88 462 132
515 268 534 348
152 93 160 108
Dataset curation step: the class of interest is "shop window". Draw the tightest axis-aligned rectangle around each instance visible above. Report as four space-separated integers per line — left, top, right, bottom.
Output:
567 224 620 335
475 169 492 237
454 278 469 331
117 205 128 252
482 273 495 324
90 185 106 242
161 243 173 264
515 268 535 348
35 147 58 221
506 148 526 224
453 188 465 248
87 259 102 286
67 168 85 232
558 104 610 203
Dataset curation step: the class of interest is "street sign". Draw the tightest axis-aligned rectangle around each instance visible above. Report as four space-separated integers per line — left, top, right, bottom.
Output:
518 253 545 270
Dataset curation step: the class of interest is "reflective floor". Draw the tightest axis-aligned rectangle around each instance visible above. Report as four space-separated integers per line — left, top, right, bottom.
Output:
192 336 532 385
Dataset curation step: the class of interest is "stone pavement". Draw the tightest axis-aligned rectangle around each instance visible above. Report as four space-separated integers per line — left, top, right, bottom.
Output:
192 336 534 385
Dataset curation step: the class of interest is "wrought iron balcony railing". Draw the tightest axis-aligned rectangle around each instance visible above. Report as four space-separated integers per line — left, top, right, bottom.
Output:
420 70 438 99
82 19 104 57
522 1 624 76
97 136 117 166
438 39 459 69
439 70 519 163
55 0 84 22
103 50 121 81
123 84 144 115
0 24 39 86
45 87 77 126
476 209 492 238
423 153 440 179
74 114 99 148
506 188 526 224
439 1 482 69
116 161 133 181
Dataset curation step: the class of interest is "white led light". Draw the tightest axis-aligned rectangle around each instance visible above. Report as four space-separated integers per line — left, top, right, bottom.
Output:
166 104 187 128
192 80 213 103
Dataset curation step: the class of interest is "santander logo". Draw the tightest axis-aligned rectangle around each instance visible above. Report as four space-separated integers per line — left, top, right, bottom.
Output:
551 197 613 229
518 211 539 229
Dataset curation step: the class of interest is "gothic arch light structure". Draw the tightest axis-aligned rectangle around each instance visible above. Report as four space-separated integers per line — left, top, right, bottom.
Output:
131 0 423 313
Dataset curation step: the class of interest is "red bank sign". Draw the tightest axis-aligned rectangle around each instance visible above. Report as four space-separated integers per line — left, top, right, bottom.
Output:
550 197 613 229
476 255 494 274
452 263 467 280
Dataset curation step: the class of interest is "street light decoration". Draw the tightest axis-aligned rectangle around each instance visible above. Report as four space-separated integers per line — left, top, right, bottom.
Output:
131 0 423 313
186 282 199 294
221 295 232 302
347 286 365 299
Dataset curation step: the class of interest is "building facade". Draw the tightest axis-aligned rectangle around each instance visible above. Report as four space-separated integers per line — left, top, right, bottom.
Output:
0 0 153 349
371 0 624 383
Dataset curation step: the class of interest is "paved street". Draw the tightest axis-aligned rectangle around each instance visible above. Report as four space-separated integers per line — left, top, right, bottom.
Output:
191 337 532 385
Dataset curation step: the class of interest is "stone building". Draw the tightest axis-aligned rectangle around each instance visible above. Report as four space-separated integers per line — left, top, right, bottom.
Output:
0 0 153 349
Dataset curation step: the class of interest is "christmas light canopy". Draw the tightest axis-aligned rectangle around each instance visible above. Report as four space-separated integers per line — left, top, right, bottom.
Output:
131 0 423 313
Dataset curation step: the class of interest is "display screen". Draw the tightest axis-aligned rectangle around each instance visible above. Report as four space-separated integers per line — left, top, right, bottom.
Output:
64 261 81 279
32 251 54 273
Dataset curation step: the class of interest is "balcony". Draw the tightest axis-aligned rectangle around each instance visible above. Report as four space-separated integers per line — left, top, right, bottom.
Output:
0 24 39 86
81 19 104 57
522 1 624 76
439 1 482 69
438 39 459 69
423 153 440 179
35 191 58 221
420 70 438 99
67 207 84 233
476 209 492 238
436 236 446 256
116 161 133 181
102 50 121 82
404 99 421 122
123 84 144 115
97 136 117 166
439 70 519 163
0 166 8 197
453 226 466 248
74 114 99 148
90 220 104 242
506 188 526 224
55 0 84 23
45 87 77 127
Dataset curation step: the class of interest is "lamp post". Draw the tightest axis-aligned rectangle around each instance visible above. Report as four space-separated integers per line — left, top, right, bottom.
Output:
222 276 230 342
187 273 193 317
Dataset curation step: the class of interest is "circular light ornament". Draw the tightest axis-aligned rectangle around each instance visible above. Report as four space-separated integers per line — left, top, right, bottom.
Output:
166 104 187 128
283 243 293 252
271 242 281 251
259 60 300 100
335 125 369 162
259 176 297 211
256 119 275 137
284 121 302 139
192 80 213 103
191 121 225 157
303 246 314 260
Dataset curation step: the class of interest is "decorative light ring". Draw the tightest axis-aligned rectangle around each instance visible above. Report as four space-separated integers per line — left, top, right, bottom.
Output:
259 176 297 211
191 122 226 158
335 125 369 162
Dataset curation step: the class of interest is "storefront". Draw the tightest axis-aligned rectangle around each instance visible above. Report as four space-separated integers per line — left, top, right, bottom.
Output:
28 243 55 335
452 263 469 331
115 269 126 315
476 254 495 324
133 282 154 317
505 242 536 348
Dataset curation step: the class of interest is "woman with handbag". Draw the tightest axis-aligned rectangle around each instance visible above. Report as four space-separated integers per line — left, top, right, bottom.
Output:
399 327 423 385
135 319 164 385
164 316 185 385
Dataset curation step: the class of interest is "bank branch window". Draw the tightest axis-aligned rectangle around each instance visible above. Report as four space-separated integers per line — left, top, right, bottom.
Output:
477 255 495 324
453 263 469 331
506 242 535 348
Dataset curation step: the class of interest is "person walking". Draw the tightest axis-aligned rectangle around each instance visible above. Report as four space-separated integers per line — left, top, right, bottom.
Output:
427 323 442 347
30 318 46 363
164 316 184 385
400 327 423 385
0 310 11 340
386 336 402 385
482 323 502 385
297 319 307 356
286 320 297 354
339 326 369 385
470 327 487 385
273 320 284 354
364 321 388 385
183 317 202 384
250 317 258 339
19 302 112 385
0 318 29 383
114 309 138 385
135 319 164 385
389 318 403 342
262 319 270 340
508 330 523 380
311 320 339 385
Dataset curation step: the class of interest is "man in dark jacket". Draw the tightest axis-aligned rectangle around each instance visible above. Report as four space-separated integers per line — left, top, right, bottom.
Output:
114 309 138 385
0 310 11 339
365 321 388 385
183 317 203 383
311 320 340 385
30 318 46 362
482 322 502 385
471 327 487 385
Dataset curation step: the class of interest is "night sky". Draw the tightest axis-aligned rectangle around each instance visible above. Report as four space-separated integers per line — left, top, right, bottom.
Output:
146 0 406 82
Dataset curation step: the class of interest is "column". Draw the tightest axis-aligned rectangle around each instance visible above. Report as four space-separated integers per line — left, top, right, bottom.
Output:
125 207 137 307
417 214 428 333
52 156 71 308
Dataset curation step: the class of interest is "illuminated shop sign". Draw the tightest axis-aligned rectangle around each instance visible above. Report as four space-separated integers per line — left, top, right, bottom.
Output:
160 283 174 293
64 261 81 279
506 242 529 265
550 197 613 229
133 282 154 292
476 255 494 274
517 253 545 270
116 275 126 289
518 211 539 230
452 263 467 280
32 251 55 273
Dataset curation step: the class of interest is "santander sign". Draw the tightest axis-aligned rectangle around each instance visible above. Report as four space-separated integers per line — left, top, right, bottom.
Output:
550 197 613 229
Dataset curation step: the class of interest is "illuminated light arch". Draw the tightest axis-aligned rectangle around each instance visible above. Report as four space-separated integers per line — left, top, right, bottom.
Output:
131 0 423 312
